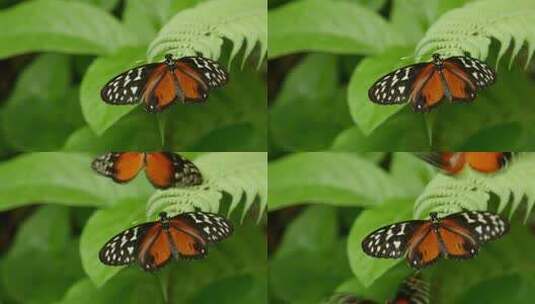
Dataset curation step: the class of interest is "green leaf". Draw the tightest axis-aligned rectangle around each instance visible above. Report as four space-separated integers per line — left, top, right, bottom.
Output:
347 199 413 287
268 152 407 210
415 0 535 66
268 0 404 58
0 0 136 59
63 113 162 151
147 0 266 66
80 47 148 136
0 153 153 211
80 198 147 286
270 54 352 151
270 206 350 303
414 153 535 220
1 206 84 304
389 152 436 197
147 152 267 221
347 47 416 136
58 271 164 304
458 274 535 304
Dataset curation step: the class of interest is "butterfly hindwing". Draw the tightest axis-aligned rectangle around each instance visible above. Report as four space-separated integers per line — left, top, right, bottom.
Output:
361 220 424 258
144 152 203 189
172 212 233 243
101 63 159 105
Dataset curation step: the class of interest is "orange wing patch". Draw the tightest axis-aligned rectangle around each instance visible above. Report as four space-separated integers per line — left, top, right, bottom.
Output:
407 224 441 268
441 152 466 174
169 228 206 258
175 62 208 102
465 152 506 173
137 225 172 270
144 153 175 189
113 152 144 183
439 227 475 257
420 71 445 107
444 61 477 101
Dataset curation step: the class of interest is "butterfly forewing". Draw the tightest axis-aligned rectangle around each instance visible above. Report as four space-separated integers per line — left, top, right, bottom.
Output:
101 63 159 105
361 220 424 258
99 223 152 266
178 57 229 88
448 56 496 88
173 212 233 243
368 63 428 105
92 152 145 183
444 211 509 243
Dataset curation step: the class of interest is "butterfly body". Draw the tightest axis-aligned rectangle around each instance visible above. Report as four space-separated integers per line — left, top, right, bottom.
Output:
362 211 508 269
92 152 203 189
368 54 496 112
101 54 228 112
99 211 233 271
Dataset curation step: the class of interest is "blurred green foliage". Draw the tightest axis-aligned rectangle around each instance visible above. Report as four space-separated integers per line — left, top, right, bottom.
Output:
268 152 535 303
0 0 267 152
0 152 267 303
268 0 535 151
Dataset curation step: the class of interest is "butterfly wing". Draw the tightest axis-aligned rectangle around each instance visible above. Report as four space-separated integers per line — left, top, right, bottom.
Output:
99 222 153 266
326 293 378 304
167 212 233 259
410 67 446 111
442 211 509 244
415 152 466 174
144 152 203 189
446 56 496 89
442 61 477 102
178 57 229 88
368 63 429 105
406 223 442 268
464 152 511 173
92 152 145 183
362 220 425 258
142 65 178 112
136 223 173 271
101 63 159 105
389 274 430 304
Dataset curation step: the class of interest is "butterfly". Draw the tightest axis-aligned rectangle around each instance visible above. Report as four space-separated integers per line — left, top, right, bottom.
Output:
100 54 229 112
361 211 509 269
91 152 202 189
99 211 233 271
327 274 429 304
416 152 511 174
368 54 496 112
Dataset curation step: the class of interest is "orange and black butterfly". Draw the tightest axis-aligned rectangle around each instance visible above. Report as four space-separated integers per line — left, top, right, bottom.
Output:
361 211 508 269
368 54 496 111
99 211 233 271
417 152 511 174
91 152 202 189
100 54 229 112
327 274 429 304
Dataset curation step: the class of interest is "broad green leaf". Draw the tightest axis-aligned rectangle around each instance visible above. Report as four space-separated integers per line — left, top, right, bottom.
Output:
63 113 162 152
58 271 164 304
268 0 404 58
347 199 413 287
458 274 535 304
268 152 406 210
0 153 153 211
270 54 352 151
80 198 147 286
80 47 148 135
389 152 435 197
0 0 136 59
347 47 416 136
1 206 84 304
270 206 350 303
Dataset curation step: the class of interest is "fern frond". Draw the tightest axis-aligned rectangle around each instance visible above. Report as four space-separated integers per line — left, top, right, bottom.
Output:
146 152 267 222
414 153 535 221
147 0 266 67
415 0 535 67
